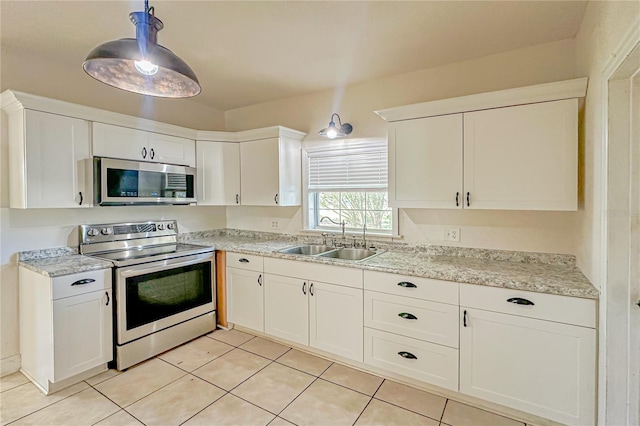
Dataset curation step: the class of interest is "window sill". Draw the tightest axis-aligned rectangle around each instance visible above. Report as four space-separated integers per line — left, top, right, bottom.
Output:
299 228 403 242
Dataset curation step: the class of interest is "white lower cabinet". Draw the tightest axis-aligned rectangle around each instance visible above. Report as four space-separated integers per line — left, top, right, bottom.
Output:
263 258 363 362
226 255 265 332
459 284 596 426
364 328 458 391
264 274 308 345
19 267 113 394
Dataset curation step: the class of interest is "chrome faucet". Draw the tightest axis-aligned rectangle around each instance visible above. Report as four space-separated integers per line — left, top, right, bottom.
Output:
320 216 346 246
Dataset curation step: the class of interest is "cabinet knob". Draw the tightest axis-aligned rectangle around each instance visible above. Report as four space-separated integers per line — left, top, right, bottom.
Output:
397 351 417 360
507 297 535 306
397 281 417 288
398 312 418 320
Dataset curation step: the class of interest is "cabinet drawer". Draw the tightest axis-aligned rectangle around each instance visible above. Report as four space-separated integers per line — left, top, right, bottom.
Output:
364 291 458 348
264 258 363 289
52 269 111 300
459 283 596 328
227 252 264 272
364 328 458 391
364 270 458 304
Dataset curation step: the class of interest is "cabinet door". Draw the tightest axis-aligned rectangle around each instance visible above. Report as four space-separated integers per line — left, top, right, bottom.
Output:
277 136 302 206
196 141 240 205
460 308 595 426
389 114 463 208
52 289 112 382
309 281 363 362
240 138 280 206
93 122 148 161
463 99 577 210
148 132 196 167
226 267 264 332
264 274 308 345
23 110 90 208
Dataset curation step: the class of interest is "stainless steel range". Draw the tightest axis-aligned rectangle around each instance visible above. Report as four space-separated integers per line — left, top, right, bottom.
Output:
80 220 215 370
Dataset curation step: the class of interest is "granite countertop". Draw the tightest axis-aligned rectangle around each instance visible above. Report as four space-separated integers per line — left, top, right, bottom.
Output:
17 230 599 299
184 233 599 300
19 254 113 278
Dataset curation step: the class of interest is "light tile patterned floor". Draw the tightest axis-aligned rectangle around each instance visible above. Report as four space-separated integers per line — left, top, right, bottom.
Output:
0 329 529 426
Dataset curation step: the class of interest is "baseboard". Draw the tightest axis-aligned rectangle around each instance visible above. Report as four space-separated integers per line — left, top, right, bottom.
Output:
1 354 21 377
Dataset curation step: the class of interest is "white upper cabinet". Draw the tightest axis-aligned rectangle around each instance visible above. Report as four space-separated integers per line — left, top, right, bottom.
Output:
389 114 463 208
5 109 91 208
463 99 577 210
93 122 195 167
377 78 587 211
196 141 241 205
240 133 303 206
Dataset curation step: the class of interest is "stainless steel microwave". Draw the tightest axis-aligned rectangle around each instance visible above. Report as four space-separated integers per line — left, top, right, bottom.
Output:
91 157 197 205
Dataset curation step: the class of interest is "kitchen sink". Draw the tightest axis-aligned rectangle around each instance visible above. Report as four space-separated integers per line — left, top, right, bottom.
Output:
279 245 335 255
318 248 384 261
278 245 384 262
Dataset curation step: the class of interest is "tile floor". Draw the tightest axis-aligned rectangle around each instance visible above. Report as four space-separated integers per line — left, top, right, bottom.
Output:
0 329 531 426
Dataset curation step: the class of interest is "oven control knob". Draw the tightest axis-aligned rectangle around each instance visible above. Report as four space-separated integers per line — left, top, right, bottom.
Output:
157 223 165 230
87 228 100 237
101 228 113 235
167 223 175 230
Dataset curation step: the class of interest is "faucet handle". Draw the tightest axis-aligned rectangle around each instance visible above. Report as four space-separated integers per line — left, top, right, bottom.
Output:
321 232 329 245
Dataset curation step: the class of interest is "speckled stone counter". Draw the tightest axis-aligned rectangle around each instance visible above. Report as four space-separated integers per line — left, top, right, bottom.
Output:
182 229 598 300
19 248 113 278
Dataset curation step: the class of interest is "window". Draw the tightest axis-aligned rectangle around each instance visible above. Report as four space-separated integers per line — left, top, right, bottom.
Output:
305 140 393 234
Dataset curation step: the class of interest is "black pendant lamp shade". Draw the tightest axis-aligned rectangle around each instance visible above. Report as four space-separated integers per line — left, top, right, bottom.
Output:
83 1 200 98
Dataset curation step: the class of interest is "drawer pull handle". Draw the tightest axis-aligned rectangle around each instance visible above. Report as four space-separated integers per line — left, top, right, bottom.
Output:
398 312 417 320
455 192 459 207
239 258 250 263
105 291 110 306
398 351 417 360
302 282 307 295
257 274 262 286
507 297 535 306
467 191 470 207
397 281 417 288
71 278 95 286
309 283 314 296
463 310 467 327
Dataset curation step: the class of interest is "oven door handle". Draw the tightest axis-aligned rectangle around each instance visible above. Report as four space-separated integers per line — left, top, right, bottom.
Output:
117 252 214 278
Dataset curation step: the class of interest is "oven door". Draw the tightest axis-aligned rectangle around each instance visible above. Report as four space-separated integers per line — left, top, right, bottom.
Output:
115 252 215 345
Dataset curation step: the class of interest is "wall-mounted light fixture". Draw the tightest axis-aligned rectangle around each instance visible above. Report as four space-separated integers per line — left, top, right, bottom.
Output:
83 0 201 98
318 113 353 139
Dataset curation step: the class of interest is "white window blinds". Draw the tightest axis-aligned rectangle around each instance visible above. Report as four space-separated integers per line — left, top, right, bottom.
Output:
307 141 388 192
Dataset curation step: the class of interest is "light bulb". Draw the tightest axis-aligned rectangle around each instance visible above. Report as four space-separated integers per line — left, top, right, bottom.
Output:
326 128 338 139
134 60 159 75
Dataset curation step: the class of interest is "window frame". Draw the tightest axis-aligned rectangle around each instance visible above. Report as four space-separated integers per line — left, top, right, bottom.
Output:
302 138 399 237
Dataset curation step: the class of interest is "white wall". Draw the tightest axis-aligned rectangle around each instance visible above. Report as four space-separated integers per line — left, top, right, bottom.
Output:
574 0 640 287
225 39 581 254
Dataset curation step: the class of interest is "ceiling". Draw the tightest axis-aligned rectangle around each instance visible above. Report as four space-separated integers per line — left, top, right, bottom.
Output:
0 1 588 111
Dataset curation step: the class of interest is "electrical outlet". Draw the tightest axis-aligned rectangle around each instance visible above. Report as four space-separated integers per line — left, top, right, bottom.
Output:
445 227 461 242
271 220 279 229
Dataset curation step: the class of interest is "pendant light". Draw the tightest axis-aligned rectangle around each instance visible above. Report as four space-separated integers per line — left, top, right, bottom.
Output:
83 0 201 98
318 113 353 139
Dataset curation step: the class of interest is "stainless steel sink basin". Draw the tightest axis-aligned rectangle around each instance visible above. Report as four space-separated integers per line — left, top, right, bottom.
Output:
279 245 335 255
318 248 384 261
